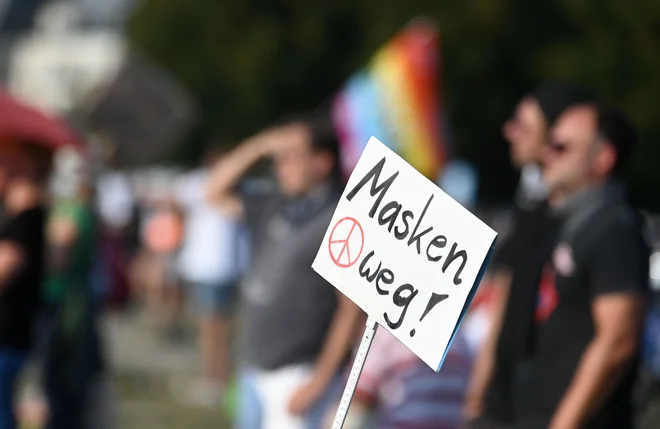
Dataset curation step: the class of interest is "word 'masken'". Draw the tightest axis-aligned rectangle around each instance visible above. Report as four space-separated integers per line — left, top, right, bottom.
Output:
346 157 468 285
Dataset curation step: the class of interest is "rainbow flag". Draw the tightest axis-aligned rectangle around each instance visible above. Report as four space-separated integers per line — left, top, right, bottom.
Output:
332 19 450 180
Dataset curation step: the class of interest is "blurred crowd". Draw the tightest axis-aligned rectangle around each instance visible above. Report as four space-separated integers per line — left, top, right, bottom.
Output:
0 80 658 429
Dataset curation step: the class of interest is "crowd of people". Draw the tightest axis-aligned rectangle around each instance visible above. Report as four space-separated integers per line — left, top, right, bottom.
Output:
0 80 655 429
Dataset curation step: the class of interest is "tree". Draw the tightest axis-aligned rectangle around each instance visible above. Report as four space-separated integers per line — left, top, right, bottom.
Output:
127 0 660 209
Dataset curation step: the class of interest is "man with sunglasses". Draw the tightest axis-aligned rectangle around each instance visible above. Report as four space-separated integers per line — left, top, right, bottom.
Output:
465 82 596 429
513 105 649 429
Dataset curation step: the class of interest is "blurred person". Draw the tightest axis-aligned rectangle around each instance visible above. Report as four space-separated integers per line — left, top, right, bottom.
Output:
206 112 361 429
513 105 649 429
96 160 135 235
464 82 597 429
140 198 185 334
326 329 472 429
0 141 51 429
41 148 112 429
175 148 246 406
95 165 135 308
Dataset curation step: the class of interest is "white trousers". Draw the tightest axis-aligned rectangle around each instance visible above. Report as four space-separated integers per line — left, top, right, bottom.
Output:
237 363 341 429
255 364 313 429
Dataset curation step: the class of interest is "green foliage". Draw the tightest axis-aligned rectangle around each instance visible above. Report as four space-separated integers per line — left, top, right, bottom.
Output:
127 0 660 209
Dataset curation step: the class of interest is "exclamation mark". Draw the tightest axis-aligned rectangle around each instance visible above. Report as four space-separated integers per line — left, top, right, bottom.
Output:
409 293 449 337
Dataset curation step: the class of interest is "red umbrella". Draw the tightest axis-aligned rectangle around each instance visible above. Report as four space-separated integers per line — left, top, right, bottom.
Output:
0 86 83 150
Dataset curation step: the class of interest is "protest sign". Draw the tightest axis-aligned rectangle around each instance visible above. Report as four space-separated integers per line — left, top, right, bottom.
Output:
313 137 496 371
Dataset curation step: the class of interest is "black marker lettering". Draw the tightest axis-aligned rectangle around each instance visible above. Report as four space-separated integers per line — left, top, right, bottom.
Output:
411 293 449 337
420 293 449 321
394 210 413 240
407 195 434 254
384 284 418 330
358 251 381 282
378 201 402 232
346 157 399 218
346 159 470 286
442 243 468 285
375 269 394 295
426 235 447 262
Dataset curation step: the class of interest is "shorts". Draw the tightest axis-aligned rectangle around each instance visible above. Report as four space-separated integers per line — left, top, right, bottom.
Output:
190 281 237 317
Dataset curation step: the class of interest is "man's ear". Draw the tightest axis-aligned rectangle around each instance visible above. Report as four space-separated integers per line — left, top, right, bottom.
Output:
596 143 618 177
313 151 335 180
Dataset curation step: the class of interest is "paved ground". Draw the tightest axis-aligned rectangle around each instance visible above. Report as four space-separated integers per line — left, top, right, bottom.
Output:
17 310 229 429
105 311 229 429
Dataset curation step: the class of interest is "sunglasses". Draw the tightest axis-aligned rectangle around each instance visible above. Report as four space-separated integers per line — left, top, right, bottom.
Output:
547 140 569 154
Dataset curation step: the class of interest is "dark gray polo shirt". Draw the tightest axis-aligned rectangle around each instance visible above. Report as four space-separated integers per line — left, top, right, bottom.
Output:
239 182 339 370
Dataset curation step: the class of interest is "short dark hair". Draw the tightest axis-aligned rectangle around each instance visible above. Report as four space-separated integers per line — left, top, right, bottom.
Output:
530 81 598 127
16 142 53 184
307 113 340 158
596 107 638 175
280 109 342 183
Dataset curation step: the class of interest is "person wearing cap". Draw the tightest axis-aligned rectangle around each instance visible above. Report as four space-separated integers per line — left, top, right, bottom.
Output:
463 82 597 429
513 104 649 429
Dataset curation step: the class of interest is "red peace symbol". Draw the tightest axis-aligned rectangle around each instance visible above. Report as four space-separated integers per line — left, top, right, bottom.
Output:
328 217 365 268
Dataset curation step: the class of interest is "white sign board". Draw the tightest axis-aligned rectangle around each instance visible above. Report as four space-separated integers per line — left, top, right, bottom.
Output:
313 137 497 371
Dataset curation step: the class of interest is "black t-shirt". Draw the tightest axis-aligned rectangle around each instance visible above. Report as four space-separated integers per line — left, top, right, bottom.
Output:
491 204 542 273
485 201 561 423
0 206 46 350
514 202 649 429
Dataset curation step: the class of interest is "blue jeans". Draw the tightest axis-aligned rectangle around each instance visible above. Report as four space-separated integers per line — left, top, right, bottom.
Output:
236 366 342 429
0 348 28 429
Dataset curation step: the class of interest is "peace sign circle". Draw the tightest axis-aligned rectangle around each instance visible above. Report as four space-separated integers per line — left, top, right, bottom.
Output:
328 217 365 268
